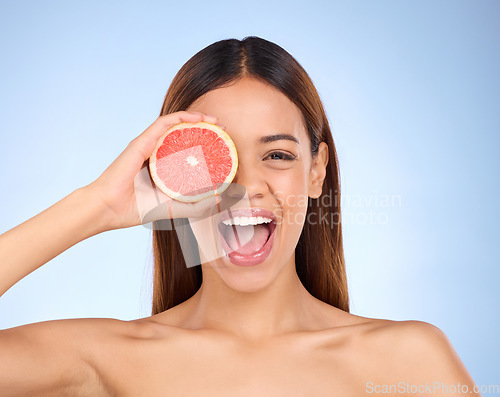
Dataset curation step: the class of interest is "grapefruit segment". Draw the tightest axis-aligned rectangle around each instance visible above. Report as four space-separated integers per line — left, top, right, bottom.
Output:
149 122 238 202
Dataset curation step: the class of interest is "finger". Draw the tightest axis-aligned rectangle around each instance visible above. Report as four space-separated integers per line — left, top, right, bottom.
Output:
142 111 218 145
203 114 218 124
130 112 205 160
181 111 218 124
176 111 218 125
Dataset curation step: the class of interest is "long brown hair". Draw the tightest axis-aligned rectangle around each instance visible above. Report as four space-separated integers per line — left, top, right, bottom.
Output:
150 36 349 314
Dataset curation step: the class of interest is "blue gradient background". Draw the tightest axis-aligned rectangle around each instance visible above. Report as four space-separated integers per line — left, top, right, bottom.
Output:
0 0 498 387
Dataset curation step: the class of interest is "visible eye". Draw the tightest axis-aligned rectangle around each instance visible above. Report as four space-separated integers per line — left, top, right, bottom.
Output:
265 151 297 161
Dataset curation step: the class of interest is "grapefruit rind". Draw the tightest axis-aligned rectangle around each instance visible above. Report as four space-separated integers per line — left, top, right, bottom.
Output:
149 122 238 203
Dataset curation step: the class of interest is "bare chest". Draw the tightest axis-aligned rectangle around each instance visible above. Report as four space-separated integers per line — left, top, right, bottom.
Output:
98 332 365 397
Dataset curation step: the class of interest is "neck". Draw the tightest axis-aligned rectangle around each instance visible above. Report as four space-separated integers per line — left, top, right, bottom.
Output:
176 256 335 342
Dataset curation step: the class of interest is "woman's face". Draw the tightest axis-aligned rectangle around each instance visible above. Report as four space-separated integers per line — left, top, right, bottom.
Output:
186 76 328 292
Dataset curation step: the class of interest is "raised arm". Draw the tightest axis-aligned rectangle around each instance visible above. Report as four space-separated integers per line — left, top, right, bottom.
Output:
0 187 109 297
0 111 221 396
0 111 220 298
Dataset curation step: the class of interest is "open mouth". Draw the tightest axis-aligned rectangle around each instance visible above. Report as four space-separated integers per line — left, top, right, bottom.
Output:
216 209 277 266
218 219 277 256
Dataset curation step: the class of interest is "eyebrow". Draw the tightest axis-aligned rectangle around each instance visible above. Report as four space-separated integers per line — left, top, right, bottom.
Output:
258 133 300 145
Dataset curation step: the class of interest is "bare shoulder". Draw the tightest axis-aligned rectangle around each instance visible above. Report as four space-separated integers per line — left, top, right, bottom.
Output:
340 315 479 391
356 316 452 348
363 319 463 364
0 317 145 397
56 317 163 396
81 316 186 396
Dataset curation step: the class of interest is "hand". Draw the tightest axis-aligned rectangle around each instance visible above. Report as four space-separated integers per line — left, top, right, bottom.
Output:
84 111 228 231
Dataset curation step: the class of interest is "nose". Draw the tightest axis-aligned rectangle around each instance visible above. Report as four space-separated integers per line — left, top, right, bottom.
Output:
229 162 267 201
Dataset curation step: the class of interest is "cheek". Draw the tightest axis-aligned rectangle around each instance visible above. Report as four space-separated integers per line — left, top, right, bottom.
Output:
270 167 310 211
284 194 309 230
273 188 309 262
272 180 309 231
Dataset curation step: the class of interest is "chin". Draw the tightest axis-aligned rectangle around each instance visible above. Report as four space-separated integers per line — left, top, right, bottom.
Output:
204 258 282 294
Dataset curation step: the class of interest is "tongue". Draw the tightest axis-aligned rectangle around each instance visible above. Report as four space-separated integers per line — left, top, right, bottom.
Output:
225 224 270 256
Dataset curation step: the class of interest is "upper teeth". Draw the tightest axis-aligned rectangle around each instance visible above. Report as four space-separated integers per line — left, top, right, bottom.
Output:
222 216 273 226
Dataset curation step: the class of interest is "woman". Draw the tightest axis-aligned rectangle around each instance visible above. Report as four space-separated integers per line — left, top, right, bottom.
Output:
0 37 479 396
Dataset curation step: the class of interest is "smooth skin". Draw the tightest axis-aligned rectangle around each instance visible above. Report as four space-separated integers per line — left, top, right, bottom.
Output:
0 77 479 396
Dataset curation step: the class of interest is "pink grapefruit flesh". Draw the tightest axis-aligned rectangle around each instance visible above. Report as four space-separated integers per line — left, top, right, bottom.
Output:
149 122 238 202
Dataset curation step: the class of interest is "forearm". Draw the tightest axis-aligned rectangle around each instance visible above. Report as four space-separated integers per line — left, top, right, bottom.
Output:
0 187 111 297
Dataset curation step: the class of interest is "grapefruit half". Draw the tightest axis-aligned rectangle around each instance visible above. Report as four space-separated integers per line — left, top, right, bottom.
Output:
149 122 238 202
